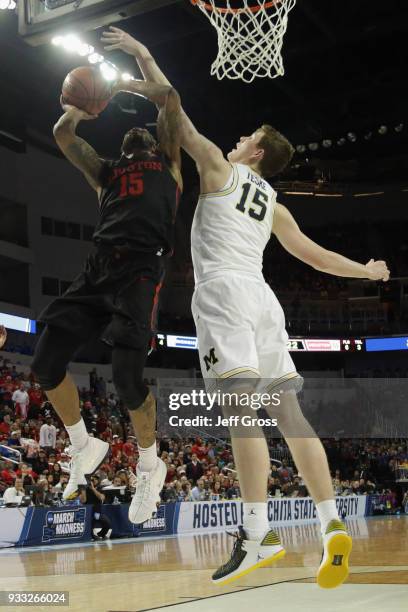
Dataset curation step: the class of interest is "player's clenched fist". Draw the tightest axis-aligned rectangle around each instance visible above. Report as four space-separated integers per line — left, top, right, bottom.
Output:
365 259 390 282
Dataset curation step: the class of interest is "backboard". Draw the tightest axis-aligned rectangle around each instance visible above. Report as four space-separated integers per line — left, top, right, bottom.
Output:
19 0 180 46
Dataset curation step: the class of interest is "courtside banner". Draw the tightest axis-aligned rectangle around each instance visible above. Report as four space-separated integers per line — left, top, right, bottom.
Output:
176 496 367 534
17 505 92 547
103 503 179 538
0 507 28 548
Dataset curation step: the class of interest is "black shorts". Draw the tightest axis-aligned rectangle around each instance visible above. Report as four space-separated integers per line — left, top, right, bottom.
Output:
38 247 164 350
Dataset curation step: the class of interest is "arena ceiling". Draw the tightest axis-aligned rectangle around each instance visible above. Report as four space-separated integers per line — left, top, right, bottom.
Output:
0 0 407 182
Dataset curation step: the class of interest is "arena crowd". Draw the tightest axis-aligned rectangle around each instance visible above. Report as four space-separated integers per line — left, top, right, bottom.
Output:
0 356 407 514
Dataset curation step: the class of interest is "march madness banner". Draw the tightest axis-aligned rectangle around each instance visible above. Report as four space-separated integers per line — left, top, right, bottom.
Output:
176 496 367 534
18 505 92 546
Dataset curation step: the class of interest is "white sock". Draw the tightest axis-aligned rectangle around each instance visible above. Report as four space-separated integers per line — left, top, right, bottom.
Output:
316 499 340 534
138 441 158 472
66 418 89 452
243 502 270 541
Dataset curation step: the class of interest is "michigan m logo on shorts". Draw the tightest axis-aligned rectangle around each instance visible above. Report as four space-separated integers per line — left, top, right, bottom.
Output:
204 348 218 372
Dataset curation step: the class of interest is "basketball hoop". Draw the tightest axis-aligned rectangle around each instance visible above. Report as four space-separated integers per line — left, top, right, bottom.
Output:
190 0 296 83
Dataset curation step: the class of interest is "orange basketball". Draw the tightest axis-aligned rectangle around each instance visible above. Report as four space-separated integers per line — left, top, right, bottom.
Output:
61 66 112 116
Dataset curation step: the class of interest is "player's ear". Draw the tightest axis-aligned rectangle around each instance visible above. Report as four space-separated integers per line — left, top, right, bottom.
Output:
252 147 264 163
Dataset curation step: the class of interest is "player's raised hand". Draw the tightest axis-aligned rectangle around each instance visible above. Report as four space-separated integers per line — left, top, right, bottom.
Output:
0 325 7 349
60 96 98 120
101 26 145 55
365 259 390 282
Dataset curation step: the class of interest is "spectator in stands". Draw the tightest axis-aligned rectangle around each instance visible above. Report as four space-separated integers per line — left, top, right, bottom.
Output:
186 453 204 484
268 477 281 497
54 474 69 494
161 482 178 503
210 481 224 501
39 416 57 451
31 449 49 476
12 382 30 421
3 477 25 505
50 462 63 486
1 376 16 408
34 479 55 506
278 459 294 484
0 414 11 439
28 383 44 420
181 482 194 501
7 430 23 452
192 479 206 501
16 462 35 487
226 479 241 500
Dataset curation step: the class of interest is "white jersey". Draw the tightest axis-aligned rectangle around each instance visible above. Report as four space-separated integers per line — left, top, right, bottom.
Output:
191 163 276 283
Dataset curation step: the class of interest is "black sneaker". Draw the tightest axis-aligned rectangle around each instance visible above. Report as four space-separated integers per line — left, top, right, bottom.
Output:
212 526 285 586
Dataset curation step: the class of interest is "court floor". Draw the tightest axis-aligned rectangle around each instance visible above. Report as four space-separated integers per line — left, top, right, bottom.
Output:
0 516 407 612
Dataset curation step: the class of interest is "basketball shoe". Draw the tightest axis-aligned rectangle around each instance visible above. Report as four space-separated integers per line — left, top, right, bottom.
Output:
317 519 352 588
63 437 109 501
128 457 167 524
212 526 286 586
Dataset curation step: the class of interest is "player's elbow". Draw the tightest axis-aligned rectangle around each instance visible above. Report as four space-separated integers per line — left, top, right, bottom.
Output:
53 124 73 147
166 87 181 111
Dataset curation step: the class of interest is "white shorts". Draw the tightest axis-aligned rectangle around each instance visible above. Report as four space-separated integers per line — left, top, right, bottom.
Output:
192 275 301 390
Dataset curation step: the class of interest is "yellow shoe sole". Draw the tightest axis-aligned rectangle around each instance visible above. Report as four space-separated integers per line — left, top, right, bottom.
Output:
317 532 352 589
213 548 286 587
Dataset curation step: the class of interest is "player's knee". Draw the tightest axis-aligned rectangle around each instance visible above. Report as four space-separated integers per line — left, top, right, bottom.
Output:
113 368 148 410
270 390 316 436
31 349 67 391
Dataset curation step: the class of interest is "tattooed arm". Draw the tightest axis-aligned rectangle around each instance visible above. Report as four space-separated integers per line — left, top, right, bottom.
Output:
53 105 104 193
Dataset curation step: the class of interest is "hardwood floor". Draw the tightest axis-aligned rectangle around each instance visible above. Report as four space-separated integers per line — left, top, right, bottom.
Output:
0 516 407 612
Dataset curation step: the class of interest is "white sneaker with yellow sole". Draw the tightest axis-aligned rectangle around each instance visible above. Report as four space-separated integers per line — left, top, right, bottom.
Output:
317 519 352 589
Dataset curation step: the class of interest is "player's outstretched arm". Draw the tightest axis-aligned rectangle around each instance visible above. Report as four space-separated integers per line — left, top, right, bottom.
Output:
273 204 390 281
103 28 230 191
101 27 171 87
53 104 103 193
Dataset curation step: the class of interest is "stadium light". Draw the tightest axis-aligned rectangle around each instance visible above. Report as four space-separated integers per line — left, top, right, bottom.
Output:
364 132 372 141
378 125 388 135
52 35 64 46
88 52 104 64
337 138 346 146
347 132 357 142
0 0 16 8
100 62 118 81
322 139 332 148
308 142 319 151
296 145 306 153
395 123 404 133
121 73 133 81
78 43 94 57
62 34 82 52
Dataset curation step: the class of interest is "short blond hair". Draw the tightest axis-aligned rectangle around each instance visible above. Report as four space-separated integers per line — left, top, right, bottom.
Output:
258 125 295 178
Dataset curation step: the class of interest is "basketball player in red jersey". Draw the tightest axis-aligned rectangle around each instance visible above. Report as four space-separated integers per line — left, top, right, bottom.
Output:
102 27 390 589
32 78 183 525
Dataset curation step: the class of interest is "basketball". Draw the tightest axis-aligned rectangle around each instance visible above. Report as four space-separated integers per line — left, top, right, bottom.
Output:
61 66 112 116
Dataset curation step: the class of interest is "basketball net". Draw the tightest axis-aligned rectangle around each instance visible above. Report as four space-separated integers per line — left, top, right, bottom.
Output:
191 0 296 83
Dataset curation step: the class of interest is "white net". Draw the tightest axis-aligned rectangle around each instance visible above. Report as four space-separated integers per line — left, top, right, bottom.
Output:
191 0 297 83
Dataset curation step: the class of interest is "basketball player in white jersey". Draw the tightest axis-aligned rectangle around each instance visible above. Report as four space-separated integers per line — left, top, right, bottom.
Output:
103 27 390 588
